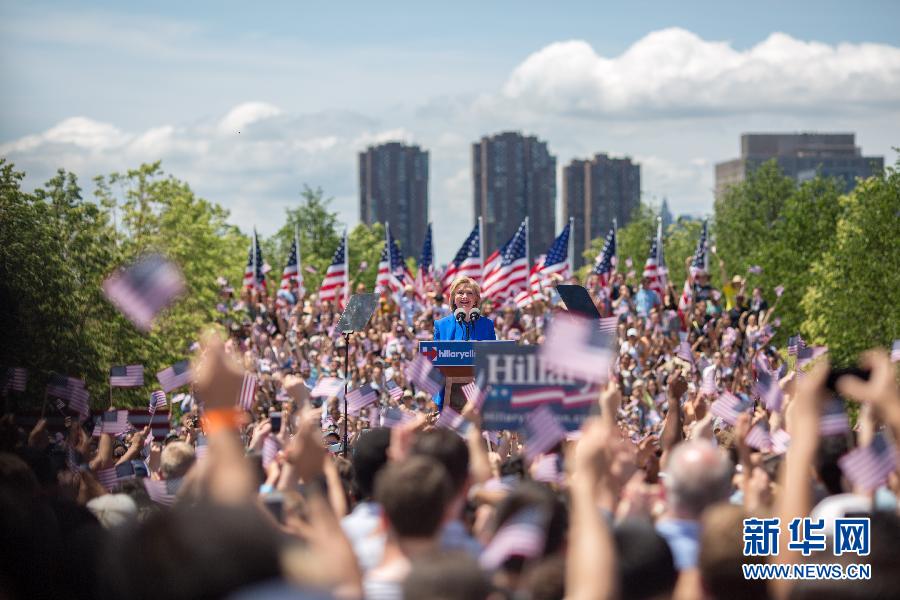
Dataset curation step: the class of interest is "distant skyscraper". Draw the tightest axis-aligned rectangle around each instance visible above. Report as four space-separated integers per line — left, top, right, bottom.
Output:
563 153 640 269
472 131 556 261
715 133 883 198
359 142 429 256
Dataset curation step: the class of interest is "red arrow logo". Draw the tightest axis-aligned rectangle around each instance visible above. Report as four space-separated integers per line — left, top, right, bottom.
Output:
423 347 437 361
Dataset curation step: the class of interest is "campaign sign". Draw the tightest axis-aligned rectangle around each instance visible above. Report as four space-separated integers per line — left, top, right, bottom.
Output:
418 340 475 366
475 344 597 432
419 340 517 367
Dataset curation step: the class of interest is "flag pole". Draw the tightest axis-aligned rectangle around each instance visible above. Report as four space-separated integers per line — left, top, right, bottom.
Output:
343 229 349 310
524 217 530 273
295 224 301 292
612 217 618 270
478 216 484 285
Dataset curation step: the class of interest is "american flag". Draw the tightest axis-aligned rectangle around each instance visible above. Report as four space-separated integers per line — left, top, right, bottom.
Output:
381 407 416 428
102 254 186 332
838 434 898 491
892 340 900 363
532 454 564 484
479 507 547 570
47 373 88 405
94 410 130 436
770 429 791 454
819 398 850 436
482 219 529 301
318 232 348 310
405 354 444 396
642 219 667 297
689 220 709 276
533 223 571 289
69 386 90 421
436 406 470 437
385 379 404 402
775 285 785 297
441 223 482 293
754 356 784 412
524 406 566 461
367 403 381 425
109 364 144 387
149 390 167 415
280 229 304 296
745 421 772 452
415 223 435 297
797 346 827 368
4 367 27 393
347 384 378 414
511 386 564 407
157 360 192 392
592 228 617 286
787 335 806 356
598 316 618 336
563 384 599 407
262 435 281 469
700 367 717 396
95 466 119 490
748 265 763 275
243 229 266 290
238 373 258 411
539 314 615 384
462 380 487 409
144 478 180 506
515 262 542 308
710 391 753 425
376 225 414 294
311 376 344 398
676 340 694 367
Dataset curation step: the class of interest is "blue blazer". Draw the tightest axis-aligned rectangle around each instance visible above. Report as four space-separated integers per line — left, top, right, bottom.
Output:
433 314 497 342
432 314 495 409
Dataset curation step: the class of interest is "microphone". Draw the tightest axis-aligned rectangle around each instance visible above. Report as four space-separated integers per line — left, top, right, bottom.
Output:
468 308 481 323
454 308 467 323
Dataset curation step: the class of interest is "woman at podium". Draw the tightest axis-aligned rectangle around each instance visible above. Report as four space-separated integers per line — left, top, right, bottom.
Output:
433 277 497 342
432 277 495 410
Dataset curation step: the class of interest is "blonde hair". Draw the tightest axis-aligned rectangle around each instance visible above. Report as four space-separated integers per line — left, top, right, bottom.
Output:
449 277 481 310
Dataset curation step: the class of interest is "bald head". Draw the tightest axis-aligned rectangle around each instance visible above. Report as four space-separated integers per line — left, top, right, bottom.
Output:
664 441 733 519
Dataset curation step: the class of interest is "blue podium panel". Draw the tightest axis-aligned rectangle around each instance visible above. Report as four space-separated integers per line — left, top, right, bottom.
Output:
418 340 516 367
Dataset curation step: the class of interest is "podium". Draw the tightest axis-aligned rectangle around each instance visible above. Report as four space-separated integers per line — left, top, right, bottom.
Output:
417 340 516 411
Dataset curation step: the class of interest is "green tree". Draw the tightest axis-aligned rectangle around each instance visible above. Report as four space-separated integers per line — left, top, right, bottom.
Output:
348 222 387 292
1 161 124 409
663 218 705 288
712 161 847 345
581 203 657 279
754 176 845 338
801 162 900 365
264 185 342 292
713 161 795 280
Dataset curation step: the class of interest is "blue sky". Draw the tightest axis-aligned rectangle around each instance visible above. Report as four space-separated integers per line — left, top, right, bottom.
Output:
2 0 899 259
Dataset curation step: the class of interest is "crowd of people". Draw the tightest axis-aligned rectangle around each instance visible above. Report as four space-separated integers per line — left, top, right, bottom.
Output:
2 255 900 600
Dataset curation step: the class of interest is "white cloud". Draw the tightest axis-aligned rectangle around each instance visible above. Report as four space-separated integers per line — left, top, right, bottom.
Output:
1 117 130 153
2 27 898 262
218 102 284 134
0 105 408 239
503 28 900 117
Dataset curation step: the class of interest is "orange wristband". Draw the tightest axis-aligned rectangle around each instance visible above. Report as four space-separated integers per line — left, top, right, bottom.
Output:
203 407 241 434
